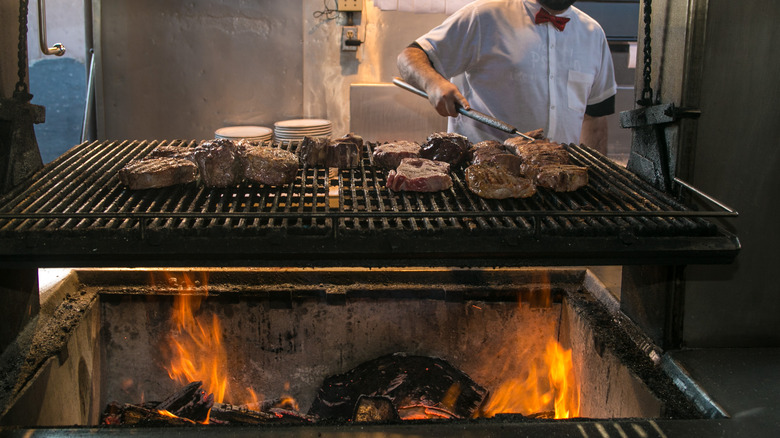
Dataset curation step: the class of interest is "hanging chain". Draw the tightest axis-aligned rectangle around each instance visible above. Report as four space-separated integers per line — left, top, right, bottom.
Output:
14 0 32 102
638 0 654 106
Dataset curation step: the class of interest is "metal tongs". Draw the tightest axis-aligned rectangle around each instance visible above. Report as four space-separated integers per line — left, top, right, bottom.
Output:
392 77 535 142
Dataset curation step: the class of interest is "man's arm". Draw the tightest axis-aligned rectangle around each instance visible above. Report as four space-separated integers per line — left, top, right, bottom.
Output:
579 114 609 154
397 45 470 117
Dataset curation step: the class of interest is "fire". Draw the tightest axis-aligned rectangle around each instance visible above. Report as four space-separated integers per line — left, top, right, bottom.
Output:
481 339 580 419
155 272 229 404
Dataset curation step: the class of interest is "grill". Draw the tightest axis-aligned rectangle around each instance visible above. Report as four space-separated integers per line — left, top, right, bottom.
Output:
0 139 739 268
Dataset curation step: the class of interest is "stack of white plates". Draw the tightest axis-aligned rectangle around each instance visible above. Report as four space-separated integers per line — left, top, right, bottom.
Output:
274 119 332 141
214 125 273 142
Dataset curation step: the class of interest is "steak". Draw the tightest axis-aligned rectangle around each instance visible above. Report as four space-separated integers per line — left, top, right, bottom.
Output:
535 164 589 192
420 132 471 166
298 133 363 168
470 140 523 176
147 144 195 161
118 157 199 190
298 136 330 166
372 141 421 169
386 158 452 192
464 163 536 199
243 146 300 186
503 138 571 178
191 138 244 187
327 133 363 168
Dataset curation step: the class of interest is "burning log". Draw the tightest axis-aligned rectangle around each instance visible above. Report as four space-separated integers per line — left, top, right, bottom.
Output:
353 396 400 422
308 353 488 422
209 403 315 425
102 402 197 426
154 381 213 423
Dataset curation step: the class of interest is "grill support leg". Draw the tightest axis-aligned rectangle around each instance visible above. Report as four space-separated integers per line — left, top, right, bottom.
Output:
620 265 686 350
0 269 40 355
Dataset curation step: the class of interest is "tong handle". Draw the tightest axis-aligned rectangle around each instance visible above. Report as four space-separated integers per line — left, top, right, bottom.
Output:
392 77 534 141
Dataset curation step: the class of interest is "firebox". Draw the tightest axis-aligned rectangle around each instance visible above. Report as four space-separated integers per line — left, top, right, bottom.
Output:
1 267 700 431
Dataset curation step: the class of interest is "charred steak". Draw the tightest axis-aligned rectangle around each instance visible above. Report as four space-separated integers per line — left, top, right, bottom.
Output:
191 138 244 188
372 140 421 169
420 132 471 166
243 146 300 186
119 157 199 190
298 133 364 168
470 140 523 176
298 136 330 167
386 158 452 192
464 163 536 199
535 164 589 192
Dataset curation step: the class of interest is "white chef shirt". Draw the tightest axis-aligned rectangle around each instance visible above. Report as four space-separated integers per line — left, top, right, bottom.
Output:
415 0 617 144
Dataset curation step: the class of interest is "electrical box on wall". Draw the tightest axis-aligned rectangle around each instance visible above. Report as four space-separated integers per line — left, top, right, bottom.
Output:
336 0 362 11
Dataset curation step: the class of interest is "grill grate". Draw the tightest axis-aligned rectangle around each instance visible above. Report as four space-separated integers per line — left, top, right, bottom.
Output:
0 139 739 267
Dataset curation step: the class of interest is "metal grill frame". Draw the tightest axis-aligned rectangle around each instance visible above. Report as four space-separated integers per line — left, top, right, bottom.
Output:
0 139 739 268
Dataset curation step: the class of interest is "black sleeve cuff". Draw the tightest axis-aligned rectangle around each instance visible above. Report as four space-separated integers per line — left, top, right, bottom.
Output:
585 95 616 117
408 41 424 50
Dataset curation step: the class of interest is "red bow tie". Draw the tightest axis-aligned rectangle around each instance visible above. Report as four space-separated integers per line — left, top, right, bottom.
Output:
535 8 570 31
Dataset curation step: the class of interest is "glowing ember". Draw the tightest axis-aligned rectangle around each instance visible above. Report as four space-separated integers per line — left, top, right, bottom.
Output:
480 339 580 419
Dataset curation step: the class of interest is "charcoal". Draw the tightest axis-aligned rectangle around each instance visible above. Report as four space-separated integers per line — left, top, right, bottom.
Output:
308 353 487 422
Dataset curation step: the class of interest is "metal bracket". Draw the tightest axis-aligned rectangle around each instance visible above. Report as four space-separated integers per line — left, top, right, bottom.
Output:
621 103 701 193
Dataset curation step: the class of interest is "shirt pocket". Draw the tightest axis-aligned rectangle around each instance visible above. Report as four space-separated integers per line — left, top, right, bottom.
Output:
567 70 594 113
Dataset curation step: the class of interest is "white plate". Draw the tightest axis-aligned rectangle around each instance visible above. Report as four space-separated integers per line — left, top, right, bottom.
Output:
215 125 273 139
274 119 332 129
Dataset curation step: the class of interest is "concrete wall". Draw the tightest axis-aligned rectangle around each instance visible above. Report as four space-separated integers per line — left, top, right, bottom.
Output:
93 0 445 140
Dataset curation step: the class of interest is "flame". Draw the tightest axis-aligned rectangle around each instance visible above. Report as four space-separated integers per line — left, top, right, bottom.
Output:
481 339 580 419
157 272 229 405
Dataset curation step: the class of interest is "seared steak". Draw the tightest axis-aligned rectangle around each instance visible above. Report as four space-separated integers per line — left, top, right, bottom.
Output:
191 138 244 187
386 158 452 192
298 136 331 166
504 138 571 178
470 140 523 176
535 164 589 192
118 157 199 190
298 133 363 168
420 132 471 166
464 163 536 199
147 144 195 161
372 141 421 169
243 146 300 186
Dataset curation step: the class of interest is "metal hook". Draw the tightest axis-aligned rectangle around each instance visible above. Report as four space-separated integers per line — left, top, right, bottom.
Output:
37 0 66 56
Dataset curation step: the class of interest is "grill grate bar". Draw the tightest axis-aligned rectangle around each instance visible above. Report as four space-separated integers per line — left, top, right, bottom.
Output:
0 140 736 240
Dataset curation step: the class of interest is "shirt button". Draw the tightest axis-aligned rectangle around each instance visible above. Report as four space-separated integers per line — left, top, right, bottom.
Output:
551 105 556 110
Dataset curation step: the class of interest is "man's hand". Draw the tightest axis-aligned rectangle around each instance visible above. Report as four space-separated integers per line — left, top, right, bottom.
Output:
397 46 470 117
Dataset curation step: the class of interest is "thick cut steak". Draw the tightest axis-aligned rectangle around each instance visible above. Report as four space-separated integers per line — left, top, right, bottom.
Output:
464 162 536 199
243 146 300 186
504 138 571 178
298 136 330 166
470 140 523 175
372 140 421 169
420 132 471 166
191 138 244 187
298 133 364 168
148 144 195 161
118 157 199 190
535 164 589 192
386 158 452 192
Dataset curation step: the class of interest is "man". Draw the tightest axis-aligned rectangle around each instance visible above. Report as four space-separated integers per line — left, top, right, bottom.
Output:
397 0 616 152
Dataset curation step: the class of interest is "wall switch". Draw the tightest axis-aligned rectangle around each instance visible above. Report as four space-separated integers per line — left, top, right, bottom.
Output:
336 0 362 11
341 26 360 51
